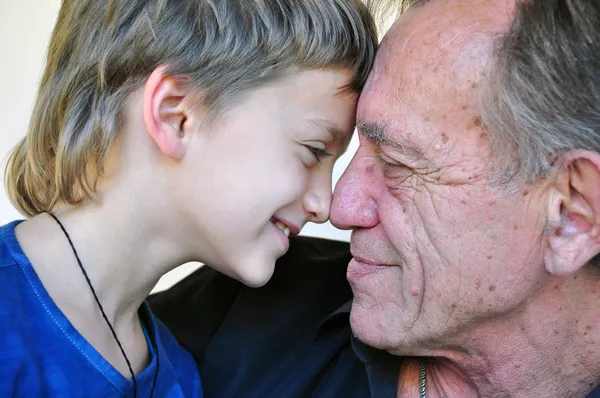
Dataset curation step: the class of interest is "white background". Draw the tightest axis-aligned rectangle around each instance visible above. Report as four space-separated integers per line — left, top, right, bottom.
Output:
0 0 357 292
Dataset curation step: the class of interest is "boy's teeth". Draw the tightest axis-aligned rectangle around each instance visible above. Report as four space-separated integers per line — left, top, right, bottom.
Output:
275 221 291 237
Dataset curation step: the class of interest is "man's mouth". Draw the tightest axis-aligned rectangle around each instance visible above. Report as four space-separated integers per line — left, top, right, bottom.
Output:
351 252 398 267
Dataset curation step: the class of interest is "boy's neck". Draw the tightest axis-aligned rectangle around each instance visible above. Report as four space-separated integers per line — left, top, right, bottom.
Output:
14 200 191 373
18 206 188 319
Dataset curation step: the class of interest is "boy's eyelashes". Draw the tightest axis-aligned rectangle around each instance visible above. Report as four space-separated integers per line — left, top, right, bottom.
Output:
305 145 333 163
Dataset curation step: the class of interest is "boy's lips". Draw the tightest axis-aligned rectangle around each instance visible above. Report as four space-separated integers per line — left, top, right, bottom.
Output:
270 216 301 236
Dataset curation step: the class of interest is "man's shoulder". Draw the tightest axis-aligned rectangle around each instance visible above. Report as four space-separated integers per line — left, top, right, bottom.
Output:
589 386 600 398
288 235 350 256
151 235 348 294
151 236 349 300
148 236 352 357
272 235 351 276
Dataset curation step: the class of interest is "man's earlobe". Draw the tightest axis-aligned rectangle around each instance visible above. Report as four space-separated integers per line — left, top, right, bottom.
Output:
143 65 193 160
545 151 600 275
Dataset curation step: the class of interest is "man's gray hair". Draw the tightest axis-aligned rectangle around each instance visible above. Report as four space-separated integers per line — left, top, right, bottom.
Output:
481 0 600 185
364 0 416 25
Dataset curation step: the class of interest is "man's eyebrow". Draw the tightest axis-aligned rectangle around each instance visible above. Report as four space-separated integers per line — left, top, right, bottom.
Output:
357 119 425 162
307 119 346 143
404 0 430 10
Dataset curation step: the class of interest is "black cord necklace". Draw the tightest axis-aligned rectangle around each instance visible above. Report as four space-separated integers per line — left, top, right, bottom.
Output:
48 213 158 397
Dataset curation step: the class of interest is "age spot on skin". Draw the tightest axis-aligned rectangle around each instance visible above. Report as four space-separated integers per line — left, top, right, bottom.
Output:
466 116 482 130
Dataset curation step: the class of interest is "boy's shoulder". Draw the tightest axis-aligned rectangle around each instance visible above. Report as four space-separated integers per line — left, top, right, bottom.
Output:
0 220 24 269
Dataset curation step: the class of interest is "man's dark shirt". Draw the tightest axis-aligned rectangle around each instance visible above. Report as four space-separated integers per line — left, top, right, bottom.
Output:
148 236 600 398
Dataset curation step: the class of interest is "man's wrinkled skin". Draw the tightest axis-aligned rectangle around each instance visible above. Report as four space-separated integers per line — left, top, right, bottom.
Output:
331 0 600 396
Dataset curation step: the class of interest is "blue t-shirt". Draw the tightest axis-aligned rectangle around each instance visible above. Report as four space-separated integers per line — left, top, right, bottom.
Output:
0 220 202 397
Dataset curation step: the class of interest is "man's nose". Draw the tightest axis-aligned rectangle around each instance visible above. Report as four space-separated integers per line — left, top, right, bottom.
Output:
302 169 332 224
330 148 380 230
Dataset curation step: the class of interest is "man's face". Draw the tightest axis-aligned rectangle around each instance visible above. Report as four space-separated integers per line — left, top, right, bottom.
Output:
330 0 546 355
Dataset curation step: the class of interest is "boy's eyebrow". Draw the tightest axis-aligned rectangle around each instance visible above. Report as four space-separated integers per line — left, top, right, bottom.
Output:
306 119 346 143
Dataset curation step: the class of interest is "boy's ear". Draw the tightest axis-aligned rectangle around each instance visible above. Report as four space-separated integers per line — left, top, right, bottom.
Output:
143 66 193 160
545 150 600 276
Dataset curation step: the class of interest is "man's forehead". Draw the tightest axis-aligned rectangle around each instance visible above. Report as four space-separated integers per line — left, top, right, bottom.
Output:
356 0 517 166
376 0 514 66
358 0 515 128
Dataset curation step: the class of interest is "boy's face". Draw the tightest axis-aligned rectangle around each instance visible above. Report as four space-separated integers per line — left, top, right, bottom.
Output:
175 69 356 287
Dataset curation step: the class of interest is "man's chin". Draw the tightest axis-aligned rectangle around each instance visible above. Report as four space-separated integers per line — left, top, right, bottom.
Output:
349 301 398 351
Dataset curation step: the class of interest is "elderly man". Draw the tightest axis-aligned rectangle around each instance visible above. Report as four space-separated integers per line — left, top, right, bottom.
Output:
150 0 600 396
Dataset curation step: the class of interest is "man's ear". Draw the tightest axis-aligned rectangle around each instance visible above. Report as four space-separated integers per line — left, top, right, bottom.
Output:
545 150 600 276
143 65 194 160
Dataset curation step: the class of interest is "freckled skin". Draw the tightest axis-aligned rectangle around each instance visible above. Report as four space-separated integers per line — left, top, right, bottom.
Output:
332 0 543 355
330 0 600 397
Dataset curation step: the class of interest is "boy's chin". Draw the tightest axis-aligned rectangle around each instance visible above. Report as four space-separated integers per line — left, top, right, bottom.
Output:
233 257 277 288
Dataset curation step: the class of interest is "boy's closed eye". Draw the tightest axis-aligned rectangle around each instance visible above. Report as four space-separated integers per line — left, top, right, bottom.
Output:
305 145 333 164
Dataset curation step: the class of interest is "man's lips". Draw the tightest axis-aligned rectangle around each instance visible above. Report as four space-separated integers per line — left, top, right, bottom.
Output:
347 257 399 282
350 253 398 267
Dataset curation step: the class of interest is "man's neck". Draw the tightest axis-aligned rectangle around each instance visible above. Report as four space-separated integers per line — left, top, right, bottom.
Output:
398 274 600 397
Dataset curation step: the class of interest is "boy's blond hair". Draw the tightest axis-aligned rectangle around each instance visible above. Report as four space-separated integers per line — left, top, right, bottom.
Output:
5 0 377 216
